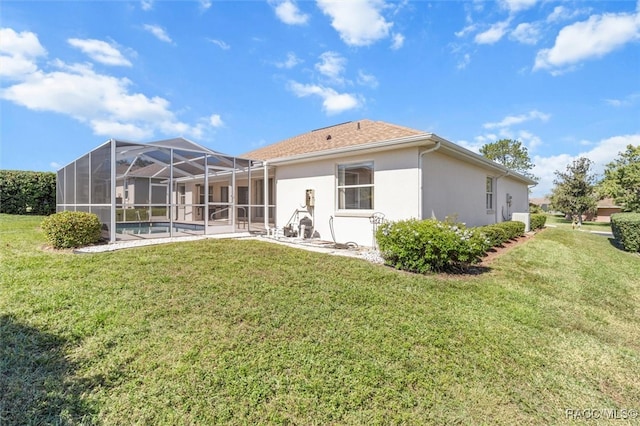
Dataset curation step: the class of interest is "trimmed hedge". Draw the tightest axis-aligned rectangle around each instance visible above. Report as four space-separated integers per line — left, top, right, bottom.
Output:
475 221 526 248
41 211 102 249
0 170 56 215
611 213 640 252
530 214 547 230
376 219 490 273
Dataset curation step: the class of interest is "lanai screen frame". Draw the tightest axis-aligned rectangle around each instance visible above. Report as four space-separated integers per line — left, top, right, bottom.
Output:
56 138 274 243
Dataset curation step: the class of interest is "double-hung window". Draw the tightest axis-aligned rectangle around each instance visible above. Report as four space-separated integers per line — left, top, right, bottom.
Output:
337 162 374 210
486 176 494 211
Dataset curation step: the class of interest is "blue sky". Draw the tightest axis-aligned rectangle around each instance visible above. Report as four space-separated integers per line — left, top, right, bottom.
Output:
1 0 639 197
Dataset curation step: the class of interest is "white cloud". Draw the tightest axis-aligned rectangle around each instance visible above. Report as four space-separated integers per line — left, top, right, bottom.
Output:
199 0 212 10
0 28 47 79
288 81 360 114
483 110 550 129
317 0 393 46
141 0 153 11
209 114 224 127
534 11 640 73
50 161 62 169
143 24 173 43
315 51 346 82
0 31 212 141
457 53 471 70
510 22 541 45
357 70 378 88
500 0 538 13
207 38 230 50
455 24 477 38
275 52 302 69
272 0 309 25
391 33 405 50
475 20 511 44
68 38 132 67
531 134 640 197
605 92 640 107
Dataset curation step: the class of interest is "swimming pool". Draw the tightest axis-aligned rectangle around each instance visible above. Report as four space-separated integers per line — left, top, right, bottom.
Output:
116 222 205 235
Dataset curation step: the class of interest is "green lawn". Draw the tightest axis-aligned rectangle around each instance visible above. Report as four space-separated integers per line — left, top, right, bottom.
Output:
544 213 614 232
1 214 638 424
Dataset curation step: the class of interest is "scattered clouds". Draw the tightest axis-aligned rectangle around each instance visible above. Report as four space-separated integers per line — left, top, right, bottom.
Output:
605 92 640 107
316 0 395 47
532 134 640 196
510 22 541 45
68 38 132 66
50 161 62 169
207 38 230 50
483 110 550 129
275 52 302 69
288 81 360 114
315 51 346 83
0 29 218 140
141 0 153 11
208 114 224 127
457 53 471 70
534 11 640 74
500 0 538 14
198 0 212 11
0 28 47 79
271 0 309 25
357 70 378 88
475 20 511 44
391 33 405 50
143 24 173 44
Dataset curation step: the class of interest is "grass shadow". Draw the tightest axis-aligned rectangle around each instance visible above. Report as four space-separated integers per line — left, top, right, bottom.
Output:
0 314 96 424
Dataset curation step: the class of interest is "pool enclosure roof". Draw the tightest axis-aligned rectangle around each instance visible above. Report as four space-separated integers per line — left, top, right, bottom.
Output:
57 137 271 243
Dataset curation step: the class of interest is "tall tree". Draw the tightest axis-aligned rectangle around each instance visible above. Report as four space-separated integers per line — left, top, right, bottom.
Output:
550 157 598 226
480 139 538 181
597 144 640 212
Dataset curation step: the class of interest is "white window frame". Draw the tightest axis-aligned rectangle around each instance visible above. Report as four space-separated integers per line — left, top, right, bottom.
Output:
336 161 374 212
486 176 494 212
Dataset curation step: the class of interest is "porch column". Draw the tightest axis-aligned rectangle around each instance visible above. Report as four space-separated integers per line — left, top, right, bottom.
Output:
263 162 269 231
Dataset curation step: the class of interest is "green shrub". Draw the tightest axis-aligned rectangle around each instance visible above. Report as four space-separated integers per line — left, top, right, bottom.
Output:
0 170 56 215
475 224 509 247
499 221 526 240
376 219 490 274
41 211 102 249
610 213 640 252
530 214 547 230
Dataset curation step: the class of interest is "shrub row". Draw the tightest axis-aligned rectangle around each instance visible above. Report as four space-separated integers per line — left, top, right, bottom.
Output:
41 211 102 249
0 170 56 215
611 213 640 252
475 221 526 247
530 213 547 230
376 219 491 273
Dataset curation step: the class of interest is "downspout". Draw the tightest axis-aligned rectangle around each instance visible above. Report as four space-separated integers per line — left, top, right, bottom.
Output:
418 140 441 220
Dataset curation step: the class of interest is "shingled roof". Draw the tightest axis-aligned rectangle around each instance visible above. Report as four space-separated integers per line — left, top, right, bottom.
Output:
242 119 426 161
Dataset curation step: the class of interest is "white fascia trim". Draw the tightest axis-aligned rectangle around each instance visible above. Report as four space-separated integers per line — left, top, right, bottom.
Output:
266 133 438 165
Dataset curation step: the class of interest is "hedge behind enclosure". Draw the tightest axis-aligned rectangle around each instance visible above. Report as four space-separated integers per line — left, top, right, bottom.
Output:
611 213 640 253
0 170 56 215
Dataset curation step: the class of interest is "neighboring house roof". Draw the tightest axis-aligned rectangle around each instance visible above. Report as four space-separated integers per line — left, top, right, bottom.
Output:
530 197 551 206
597 197 622 208
242 120 424 160
242 119 538 186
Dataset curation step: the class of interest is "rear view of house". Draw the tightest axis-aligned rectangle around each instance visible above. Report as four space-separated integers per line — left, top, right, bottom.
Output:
56 119 535 246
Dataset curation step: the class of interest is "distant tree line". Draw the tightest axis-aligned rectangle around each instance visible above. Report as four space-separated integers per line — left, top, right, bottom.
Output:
0 170 56 215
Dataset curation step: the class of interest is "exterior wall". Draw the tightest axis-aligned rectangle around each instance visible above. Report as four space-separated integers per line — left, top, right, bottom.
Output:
422 151 530 227
275 147 421 246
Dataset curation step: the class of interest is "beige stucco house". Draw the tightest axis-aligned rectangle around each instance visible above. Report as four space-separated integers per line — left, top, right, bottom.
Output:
242 120 536 246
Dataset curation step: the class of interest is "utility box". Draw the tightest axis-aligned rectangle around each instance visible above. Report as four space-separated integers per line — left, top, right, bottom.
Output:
512 212 530 232
305 189 315 208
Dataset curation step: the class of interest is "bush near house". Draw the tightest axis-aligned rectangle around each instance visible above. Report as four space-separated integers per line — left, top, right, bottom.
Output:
610 213 640 252
0 170 56 215
41 211 102 249
474 224 509 247
376 219 490 273
530 214 547 230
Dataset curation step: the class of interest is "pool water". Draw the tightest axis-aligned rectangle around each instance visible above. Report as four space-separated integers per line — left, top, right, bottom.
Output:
116 222 205 235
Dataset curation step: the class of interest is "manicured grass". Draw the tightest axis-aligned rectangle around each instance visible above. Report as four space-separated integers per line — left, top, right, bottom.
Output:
545 213 613 231
1 214 638 424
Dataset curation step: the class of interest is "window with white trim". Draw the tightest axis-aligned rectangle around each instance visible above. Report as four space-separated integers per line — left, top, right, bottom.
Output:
337 162 374 210
486 176 494 211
